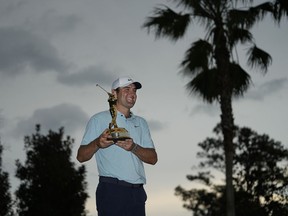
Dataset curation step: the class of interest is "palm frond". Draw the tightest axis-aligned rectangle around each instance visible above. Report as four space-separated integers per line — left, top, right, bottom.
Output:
247 45 272 73
274 0 288 21
176 0 218 28
186 63 251 102
228 27 253 47
174 0 215 17
253 2 274 14
189 1 214 19
181 39 213 76
229 2 273 29
229 62 251 96
229 9 256 29
186 68 220 103
142 6 191 41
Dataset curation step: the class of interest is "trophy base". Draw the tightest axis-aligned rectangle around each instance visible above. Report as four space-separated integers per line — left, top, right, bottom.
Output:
108 128 130 142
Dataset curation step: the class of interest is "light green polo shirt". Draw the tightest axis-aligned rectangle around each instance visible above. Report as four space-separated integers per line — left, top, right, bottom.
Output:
81 110 155 184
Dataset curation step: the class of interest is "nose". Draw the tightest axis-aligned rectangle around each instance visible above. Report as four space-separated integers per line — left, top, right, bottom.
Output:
128 88 137 95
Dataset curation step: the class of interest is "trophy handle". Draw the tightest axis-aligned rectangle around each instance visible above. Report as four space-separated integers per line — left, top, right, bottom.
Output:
96 84 130 141
108 93 118 129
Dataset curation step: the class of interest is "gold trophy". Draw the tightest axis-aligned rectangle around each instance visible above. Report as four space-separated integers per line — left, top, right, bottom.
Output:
96 84 130 141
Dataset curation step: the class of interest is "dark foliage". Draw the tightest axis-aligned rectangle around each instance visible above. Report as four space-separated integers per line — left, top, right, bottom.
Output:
0 141 14 216
15 125 88 216
175 125 288 216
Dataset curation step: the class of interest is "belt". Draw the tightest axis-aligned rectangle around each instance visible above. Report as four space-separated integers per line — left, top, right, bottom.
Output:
99 176 143 188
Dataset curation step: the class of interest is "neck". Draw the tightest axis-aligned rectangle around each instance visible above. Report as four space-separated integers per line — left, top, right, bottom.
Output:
116 105 131 118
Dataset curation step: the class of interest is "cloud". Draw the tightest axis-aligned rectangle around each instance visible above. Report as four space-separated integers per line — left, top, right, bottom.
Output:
0 0 81 36
0 26 70 77
57 65 116 87
244 78 288 100
0 0 26 19
13 103 89 138
26 9 81 37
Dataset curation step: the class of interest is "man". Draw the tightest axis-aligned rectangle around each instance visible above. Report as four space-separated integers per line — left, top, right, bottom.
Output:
77 76 158 216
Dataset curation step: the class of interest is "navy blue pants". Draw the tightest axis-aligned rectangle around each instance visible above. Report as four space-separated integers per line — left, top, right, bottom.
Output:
96 178 147 216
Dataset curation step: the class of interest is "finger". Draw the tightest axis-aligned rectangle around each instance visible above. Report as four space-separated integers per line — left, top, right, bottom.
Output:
115 142 126 149
103 129 110 136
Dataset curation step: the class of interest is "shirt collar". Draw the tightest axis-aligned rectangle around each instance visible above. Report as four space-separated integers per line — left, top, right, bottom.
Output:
117 111 134 119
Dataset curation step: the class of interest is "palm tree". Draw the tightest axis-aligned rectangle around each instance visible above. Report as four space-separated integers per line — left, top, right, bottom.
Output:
274 0 288 21
143 1 287 215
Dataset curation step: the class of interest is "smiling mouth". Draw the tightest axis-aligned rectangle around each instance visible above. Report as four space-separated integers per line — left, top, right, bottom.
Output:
127 98 134 103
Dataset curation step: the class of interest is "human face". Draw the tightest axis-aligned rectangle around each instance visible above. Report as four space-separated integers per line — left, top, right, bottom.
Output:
115 84 138 111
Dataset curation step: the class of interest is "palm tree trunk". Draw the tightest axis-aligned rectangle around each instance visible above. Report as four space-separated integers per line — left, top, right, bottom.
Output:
215 24 236 216
220 92 235 216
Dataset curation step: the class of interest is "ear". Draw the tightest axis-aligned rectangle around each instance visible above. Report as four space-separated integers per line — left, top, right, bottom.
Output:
111 89 117 99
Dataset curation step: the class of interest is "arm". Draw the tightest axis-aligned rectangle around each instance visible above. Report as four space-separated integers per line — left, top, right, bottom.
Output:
116 140 158 165
76 139 99 163
77 129 113 163
132 144 158 165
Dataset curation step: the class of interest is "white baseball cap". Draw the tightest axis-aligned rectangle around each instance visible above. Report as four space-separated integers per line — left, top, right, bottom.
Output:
111 76 142 90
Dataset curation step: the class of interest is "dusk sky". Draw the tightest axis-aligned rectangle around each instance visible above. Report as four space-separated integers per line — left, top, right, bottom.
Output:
0 0 287 215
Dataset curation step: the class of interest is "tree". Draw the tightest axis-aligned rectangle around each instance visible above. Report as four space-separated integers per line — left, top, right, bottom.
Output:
15 125 88 216
143 1 287 215
175 124 288 216
0 139 14 216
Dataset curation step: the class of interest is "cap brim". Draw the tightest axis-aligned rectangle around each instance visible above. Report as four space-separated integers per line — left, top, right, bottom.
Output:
133 82 142 89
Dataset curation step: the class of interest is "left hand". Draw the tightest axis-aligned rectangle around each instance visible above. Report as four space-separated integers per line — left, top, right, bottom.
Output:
115 139 135 151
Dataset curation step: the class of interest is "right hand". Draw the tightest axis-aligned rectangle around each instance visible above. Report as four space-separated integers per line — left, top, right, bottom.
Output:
97 129 114 148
